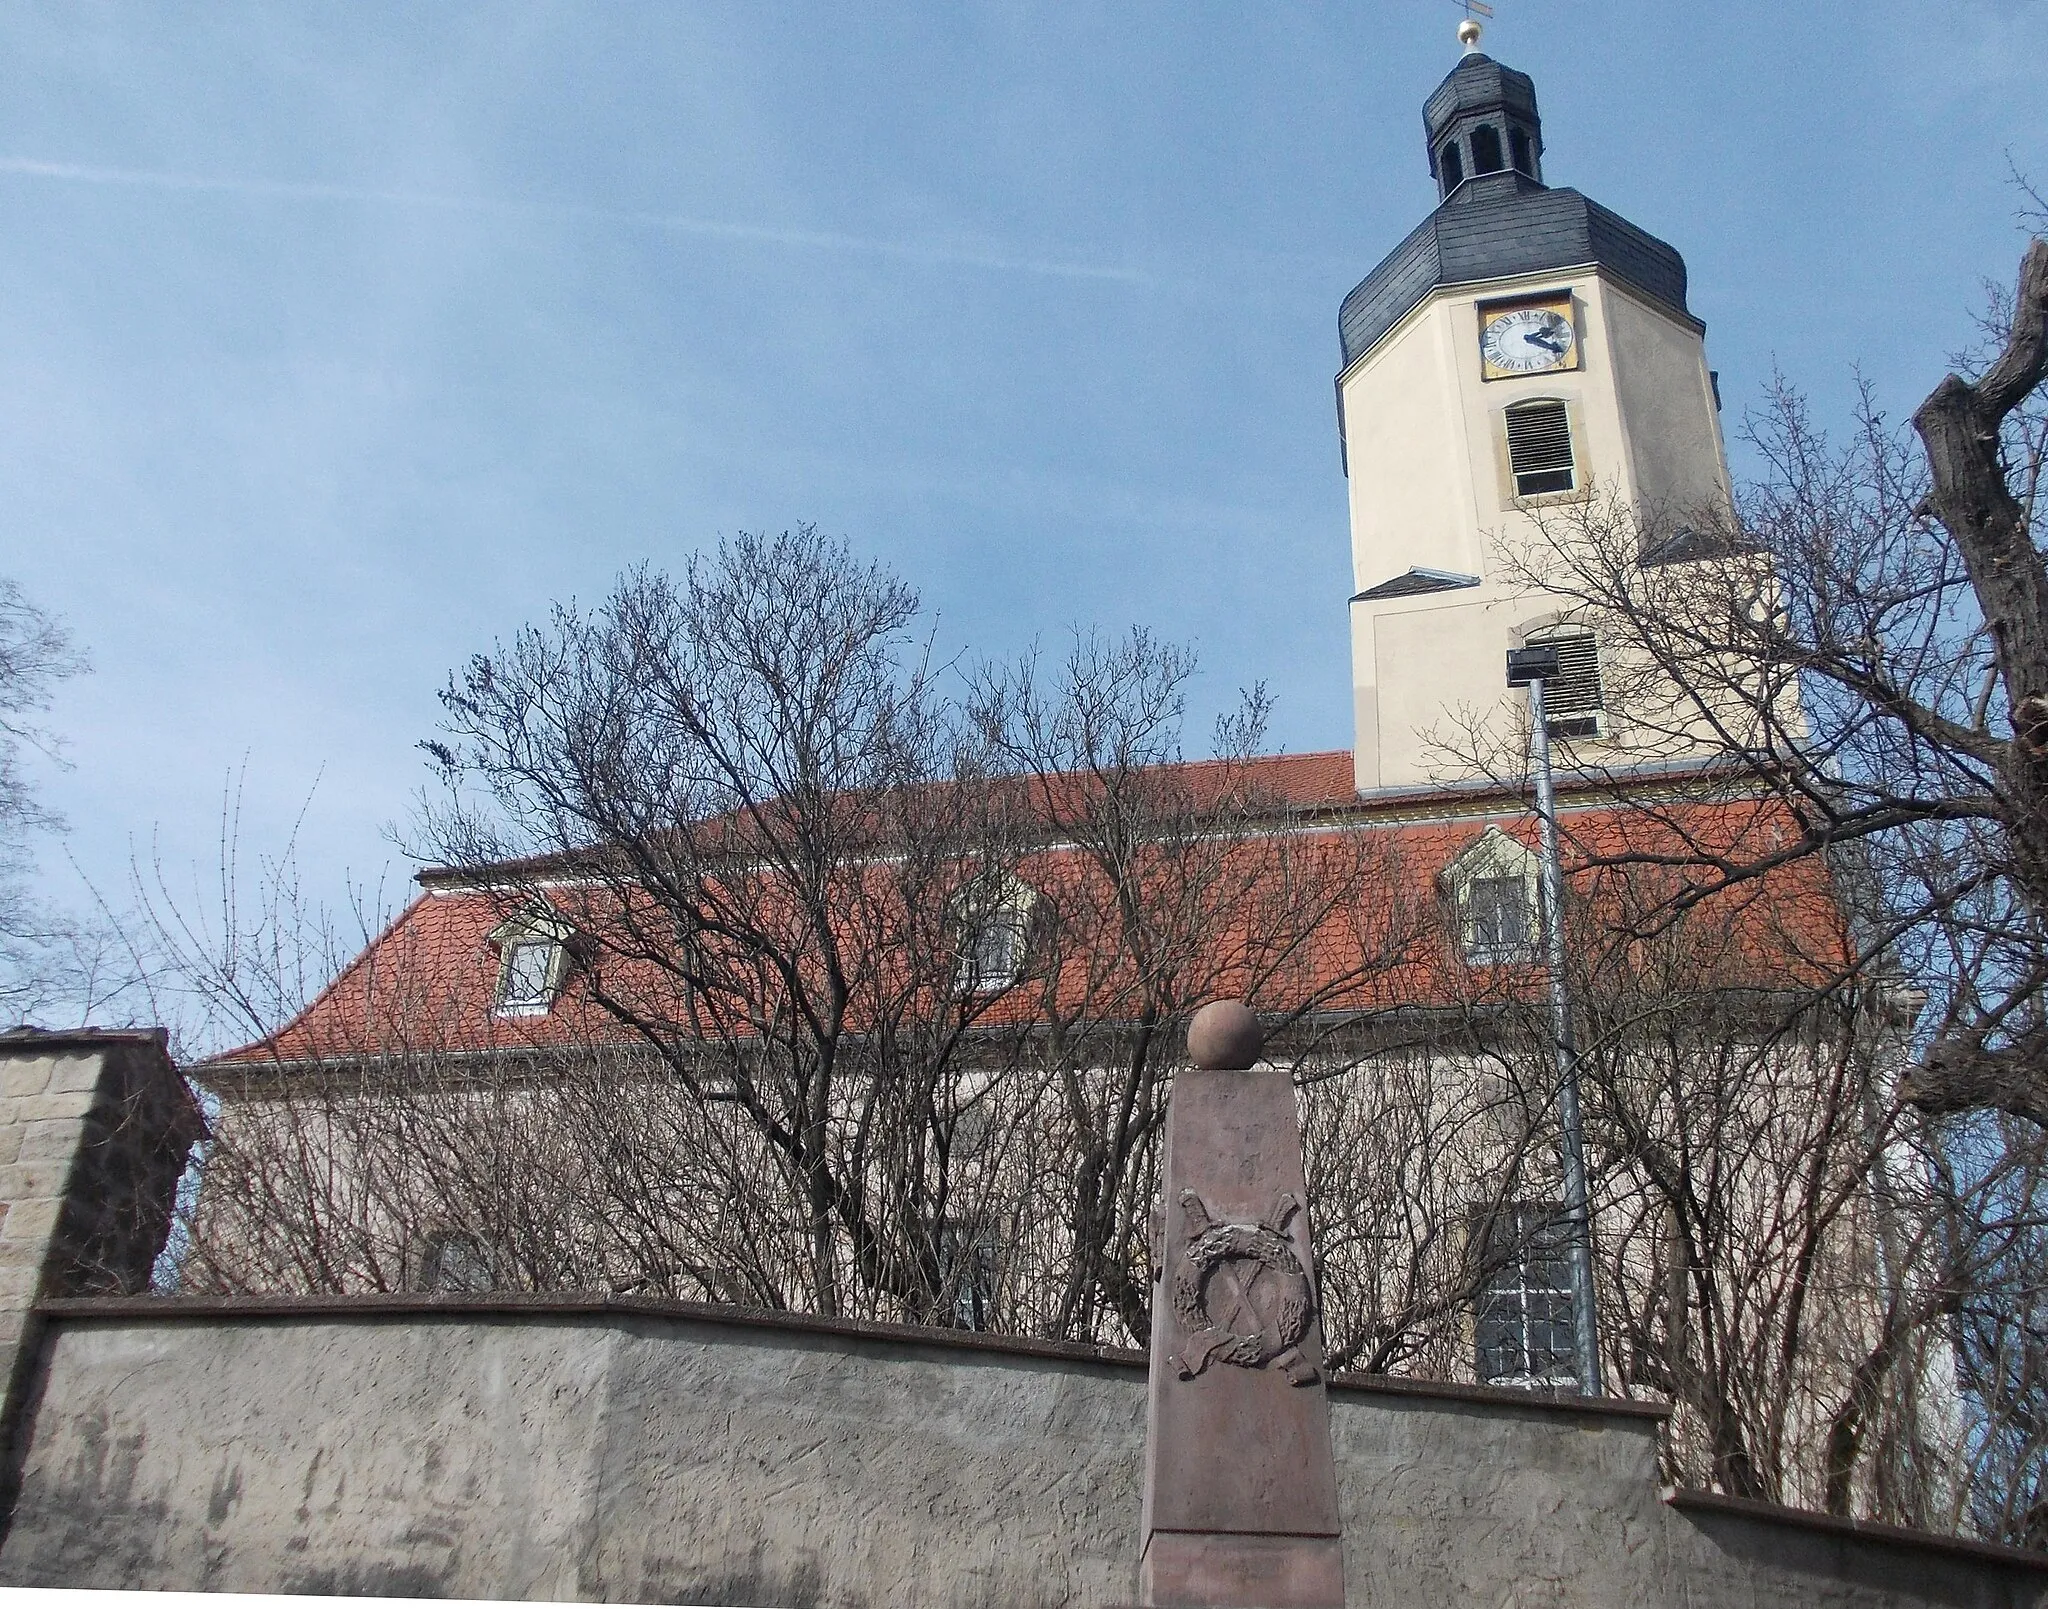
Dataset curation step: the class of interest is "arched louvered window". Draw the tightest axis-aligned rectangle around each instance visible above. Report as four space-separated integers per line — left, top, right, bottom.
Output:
1504 400 1576 497
1439 141 1465 194
1470 124 1505 175
1508 126 1534 176
1528 628 1604 739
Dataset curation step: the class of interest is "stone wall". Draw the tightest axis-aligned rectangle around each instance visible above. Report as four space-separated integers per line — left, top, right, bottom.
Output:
0 1029 202 1527
2 1294 2043 1609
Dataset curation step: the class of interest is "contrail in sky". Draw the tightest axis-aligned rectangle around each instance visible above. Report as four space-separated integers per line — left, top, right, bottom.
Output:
0 155 1150 286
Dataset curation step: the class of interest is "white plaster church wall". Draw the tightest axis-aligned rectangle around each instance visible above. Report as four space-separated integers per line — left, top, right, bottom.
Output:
1600 280 1732 516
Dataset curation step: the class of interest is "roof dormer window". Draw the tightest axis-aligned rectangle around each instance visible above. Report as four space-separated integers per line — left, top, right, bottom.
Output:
952 878 1038 994
488 909 576 1017
1442 827 1542 966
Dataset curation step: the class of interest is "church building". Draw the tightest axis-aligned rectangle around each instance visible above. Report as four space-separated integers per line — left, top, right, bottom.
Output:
187 27 1934 1531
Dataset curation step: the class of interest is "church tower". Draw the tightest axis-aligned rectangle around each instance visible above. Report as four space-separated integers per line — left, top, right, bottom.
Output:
1340 24 1732 793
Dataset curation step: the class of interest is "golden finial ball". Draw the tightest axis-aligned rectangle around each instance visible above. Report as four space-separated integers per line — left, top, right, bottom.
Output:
1187 1000 1265 1071
1458 17 1483 47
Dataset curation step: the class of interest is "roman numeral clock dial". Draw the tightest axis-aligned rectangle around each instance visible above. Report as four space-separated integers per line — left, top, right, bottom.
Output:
1479 298 1579 380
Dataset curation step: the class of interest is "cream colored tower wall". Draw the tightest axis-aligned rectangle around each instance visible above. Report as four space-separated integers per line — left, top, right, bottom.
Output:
1603 284 1732 517
1341 268 1728 792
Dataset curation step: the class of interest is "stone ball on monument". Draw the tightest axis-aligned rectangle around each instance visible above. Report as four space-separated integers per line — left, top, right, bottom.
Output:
1186 1000 1264 1071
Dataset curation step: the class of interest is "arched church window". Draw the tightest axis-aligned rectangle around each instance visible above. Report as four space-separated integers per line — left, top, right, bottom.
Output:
1503 399 1576 497
1528 626 1605 739
1438 140 1465 193
1508 126 1533 176
1470 124 1505 175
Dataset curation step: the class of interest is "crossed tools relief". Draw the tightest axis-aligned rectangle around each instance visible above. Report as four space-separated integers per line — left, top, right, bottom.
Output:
1166 1189 1319 1387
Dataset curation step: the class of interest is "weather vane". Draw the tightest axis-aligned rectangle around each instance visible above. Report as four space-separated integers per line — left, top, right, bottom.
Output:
1451 0 1493 51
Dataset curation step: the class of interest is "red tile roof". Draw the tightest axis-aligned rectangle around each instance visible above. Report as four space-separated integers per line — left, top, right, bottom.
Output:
214 755 1846 1069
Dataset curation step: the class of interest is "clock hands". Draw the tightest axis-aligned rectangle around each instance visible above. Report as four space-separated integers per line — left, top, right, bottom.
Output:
1483 305 1574 373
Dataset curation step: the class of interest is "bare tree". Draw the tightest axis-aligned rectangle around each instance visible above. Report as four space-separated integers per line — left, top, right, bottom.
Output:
0 577 100 1022
410 528 1036 1323
173 538 1433 1349
1410 232 2048 1538
968 631 1425 1342
1472 237 2048 1124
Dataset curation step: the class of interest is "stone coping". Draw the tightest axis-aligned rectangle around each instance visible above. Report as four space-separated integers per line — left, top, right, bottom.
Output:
1327 1365 1666 1420
1664 1487 2048 1573
38 1291 1148 1373
39 1292 1668 1421
0 1026 170 1052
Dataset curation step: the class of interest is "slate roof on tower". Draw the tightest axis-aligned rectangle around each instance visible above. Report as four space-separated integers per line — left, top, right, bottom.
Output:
1337 51 1693 371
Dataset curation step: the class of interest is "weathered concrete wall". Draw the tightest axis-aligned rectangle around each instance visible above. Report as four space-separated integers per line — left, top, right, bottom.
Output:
1 1300 1146 1605
2 1297 2042 1608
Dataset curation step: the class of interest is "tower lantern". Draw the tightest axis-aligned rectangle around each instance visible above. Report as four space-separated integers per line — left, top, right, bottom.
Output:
1424 43 1544 197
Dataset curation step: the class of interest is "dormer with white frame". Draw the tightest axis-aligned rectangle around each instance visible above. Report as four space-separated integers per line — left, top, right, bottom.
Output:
1441 825 1542 967
487 907 579 1018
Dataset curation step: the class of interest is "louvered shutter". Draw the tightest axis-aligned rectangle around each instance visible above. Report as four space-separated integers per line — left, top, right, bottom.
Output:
1505 401 1575 496
1531 629 1603 737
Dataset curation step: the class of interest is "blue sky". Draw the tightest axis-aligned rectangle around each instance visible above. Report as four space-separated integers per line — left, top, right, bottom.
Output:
2 0 2043 976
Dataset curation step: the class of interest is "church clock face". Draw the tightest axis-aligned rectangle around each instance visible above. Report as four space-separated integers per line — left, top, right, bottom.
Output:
1479 298 1579 380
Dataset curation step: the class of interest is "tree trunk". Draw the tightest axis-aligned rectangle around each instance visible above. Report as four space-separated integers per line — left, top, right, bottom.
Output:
1907 239 2048 1120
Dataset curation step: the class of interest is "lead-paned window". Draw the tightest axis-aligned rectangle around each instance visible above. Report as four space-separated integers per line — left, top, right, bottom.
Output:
1463 873 1536 964
418 1230 495 1293
954 886 1035 993
495 938 560 1015
1475 1205 1576 1386
939 1220 999 1331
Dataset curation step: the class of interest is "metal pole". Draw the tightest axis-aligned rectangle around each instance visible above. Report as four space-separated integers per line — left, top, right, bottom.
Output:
1526 675 1603 1396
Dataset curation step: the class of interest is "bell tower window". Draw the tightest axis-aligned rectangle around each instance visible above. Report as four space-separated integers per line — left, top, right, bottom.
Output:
1438 141 1465 195
1509 126 1534 176
1504 399 1576 497
1526 628 1605 739
1470 124 1504 175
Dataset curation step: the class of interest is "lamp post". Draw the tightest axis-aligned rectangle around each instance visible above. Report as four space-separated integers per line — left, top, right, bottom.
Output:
1505 644 1602 1396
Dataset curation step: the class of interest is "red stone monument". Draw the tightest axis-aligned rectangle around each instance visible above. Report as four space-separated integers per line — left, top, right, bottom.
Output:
1138 1000 1345 1608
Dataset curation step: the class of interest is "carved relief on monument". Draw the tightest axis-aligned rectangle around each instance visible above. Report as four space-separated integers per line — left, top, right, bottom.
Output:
1168 1188 1318 1386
